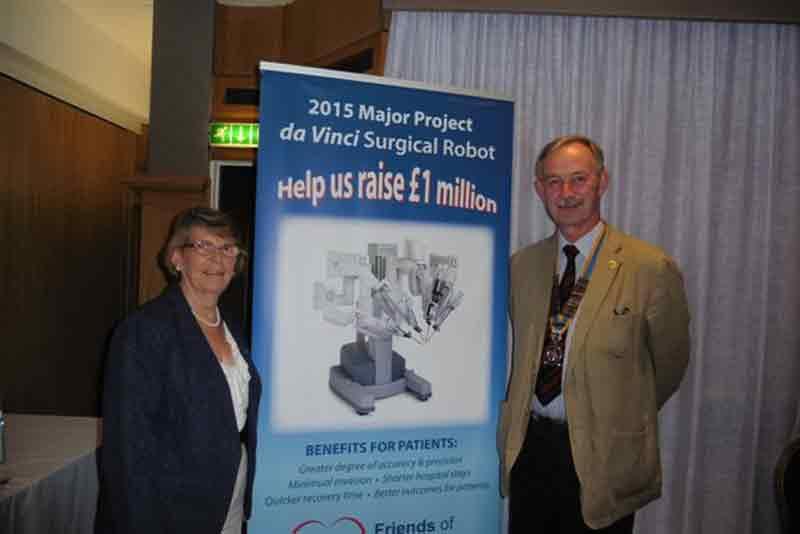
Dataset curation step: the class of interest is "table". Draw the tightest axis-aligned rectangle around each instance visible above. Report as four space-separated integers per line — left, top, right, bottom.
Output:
0 414 100 534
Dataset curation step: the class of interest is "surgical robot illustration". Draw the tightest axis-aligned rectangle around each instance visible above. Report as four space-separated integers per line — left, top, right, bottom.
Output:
313 240 464 415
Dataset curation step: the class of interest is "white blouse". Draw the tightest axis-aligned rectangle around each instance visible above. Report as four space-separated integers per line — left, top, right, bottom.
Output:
219 322 251 431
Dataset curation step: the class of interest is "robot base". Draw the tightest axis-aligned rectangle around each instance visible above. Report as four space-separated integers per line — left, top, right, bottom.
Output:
330 342 432 415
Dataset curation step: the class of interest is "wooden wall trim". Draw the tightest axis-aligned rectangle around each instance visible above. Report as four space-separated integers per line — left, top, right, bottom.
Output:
121 175 209 193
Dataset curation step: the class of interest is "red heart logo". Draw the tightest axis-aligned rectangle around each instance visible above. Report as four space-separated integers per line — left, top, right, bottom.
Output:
292 516 367 533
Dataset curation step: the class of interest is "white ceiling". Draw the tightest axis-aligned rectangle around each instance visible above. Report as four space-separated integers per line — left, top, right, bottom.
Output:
56 0 297 73
59 0 154 69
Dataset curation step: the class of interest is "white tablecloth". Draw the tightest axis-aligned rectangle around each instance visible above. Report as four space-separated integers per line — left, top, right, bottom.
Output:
0 414 100 534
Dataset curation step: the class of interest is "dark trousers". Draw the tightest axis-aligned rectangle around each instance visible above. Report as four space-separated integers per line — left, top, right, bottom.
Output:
509 417 635 534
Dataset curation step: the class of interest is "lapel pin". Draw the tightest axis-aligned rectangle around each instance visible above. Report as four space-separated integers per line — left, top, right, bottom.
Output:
608 260 618 270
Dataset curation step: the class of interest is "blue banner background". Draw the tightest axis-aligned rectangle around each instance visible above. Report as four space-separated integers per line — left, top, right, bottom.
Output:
250 63 513 534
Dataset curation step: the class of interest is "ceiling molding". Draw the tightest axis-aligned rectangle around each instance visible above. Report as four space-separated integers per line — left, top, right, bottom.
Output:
1 43 146 133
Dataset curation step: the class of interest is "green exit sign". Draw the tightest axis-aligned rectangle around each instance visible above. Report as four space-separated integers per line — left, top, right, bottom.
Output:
209 122 260 148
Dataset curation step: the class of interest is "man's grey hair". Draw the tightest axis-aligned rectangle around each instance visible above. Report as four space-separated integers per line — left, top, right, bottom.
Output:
534 135 606 179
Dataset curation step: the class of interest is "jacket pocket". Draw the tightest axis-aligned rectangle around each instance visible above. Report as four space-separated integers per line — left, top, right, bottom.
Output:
606 425 659 502
594 312 635 358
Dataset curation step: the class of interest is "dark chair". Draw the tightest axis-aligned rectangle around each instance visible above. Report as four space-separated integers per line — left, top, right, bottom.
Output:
776 434 800 534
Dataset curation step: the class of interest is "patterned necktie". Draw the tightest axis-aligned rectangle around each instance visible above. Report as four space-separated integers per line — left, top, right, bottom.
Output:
559 245 579 307
535 244 580 405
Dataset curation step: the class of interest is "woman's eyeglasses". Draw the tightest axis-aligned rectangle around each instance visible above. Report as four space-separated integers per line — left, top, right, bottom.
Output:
182 240 240 258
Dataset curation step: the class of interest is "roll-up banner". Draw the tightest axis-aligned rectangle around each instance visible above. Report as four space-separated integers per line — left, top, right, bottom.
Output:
250 62 513 534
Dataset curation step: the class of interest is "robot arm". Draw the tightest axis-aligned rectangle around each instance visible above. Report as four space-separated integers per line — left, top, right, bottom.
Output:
372 281 421 336
429 289 463 331
314 242 463 344
423 255 459 328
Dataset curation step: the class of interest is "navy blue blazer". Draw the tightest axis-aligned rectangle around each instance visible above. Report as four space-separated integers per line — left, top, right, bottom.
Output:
97 284 262 534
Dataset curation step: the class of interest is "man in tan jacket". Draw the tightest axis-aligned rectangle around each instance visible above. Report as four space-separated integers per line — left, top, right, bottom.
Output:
498 135 690 533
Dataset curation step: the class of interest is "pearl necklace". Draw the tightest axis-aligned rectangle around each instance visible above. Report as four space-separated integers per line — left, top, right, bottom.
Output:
191 306 221 327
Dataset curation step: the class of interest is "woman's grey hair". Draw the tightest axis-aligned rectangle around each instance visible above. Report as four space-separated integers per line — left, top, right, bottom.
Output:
159 206 248 279
534 135 606 179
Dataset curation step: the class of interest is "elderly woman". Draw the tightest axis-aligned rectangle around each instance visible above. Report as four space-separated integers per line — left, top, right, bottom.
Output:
97 207 261 534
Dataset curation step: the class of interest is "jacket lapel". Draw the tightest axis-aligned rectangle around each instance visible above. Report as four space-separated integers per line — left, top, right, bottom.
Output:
168 285 240 436
568 225 624 363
